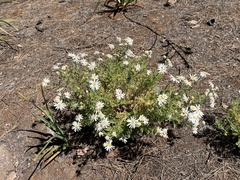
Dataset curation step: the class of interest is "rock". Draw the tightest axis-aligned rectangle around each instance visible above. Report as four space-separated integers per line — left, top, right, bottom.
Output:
165 0 178 6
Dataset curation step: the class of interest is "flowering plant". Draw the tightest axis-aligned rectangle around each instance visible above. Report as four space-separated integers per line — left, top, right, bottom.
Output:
39 37 217 152
215 97 240 148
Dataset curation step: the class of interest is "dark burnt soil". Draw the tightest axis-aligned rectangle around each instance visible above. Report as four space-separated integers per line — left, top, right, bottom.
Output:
0 0 240 179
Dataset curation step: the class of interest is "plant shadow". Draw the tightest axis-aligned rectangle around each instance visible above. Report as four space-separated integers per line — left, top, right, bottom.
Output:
196 115 240 158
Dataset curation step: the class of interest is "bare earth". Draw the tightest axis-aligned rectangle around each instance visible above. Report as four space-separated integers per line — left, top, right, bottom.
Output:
0 0 240 179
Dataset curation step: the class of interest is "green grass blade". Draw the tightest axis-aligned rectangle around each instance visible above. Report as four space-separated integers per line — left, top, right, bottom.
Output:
0 18 18 30
33 136 55 161
94 0 101 13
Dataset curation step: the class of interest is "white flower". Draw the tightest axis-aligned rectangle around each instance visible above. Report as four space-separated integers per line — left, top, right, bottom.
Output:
98 132 104 136
156 127 168 138
169 75 179 83
200 71 209 78
54 100 66 111
94 51 100 55
116 37 122 43
106 54 113 59
188 112 200 124
210 100 215 108
105 135 110 140
196 108 204 118
97 57 103 61
75 114 83 121
42 78 50 87
68 52 80 62
166 58 173 67
98 111 105 119
103 140 115 151
95 123 103 132
123 60 129 65
112 132 117 137
127 116 138 129
52 64 60 70
91 74 98 81
125 49 135 58
72 121 82 132
119 137 128 144
177 75 186 81
125 37 133 46
79 52 88 59
115 88 125 100
181 107 189 117
157 63 167 74
205 89 210 96
96 101 104 111
138 115 149 125
135 64 141 71
53 96 61 103
90 113 98 121
144 50 152 58
108 44 115 50
88 62 96 71
147 70 152 75
89 79 100 90
80 59 88 66
183 79 192 87
183 94 189 102
64 92 71 99
189 74 198 82
192 125 198 134
157 94 168 106
208 81 214 89
61 65 68 70
72 56 80 63
116 92 125 100
100 117 110 128
190 105 197 111
67 52 75 58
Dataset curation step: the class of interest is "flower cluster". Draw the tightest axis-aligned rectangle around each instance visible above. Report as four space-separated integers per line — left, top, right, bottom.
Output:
157 93 168 107
205 82 218 108
43 37 217 152
156 127 168 138
188 104 204 134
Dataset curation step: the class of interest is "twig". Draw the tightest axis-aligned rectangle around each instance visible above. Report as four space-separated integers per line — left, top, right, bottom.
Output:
123 12 191 69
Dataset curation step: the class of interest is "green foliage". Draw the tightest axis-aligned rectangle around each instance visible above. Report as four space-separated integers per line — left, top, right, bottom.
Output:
47 37 214 151
19 85 69 165
215 99 240 148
